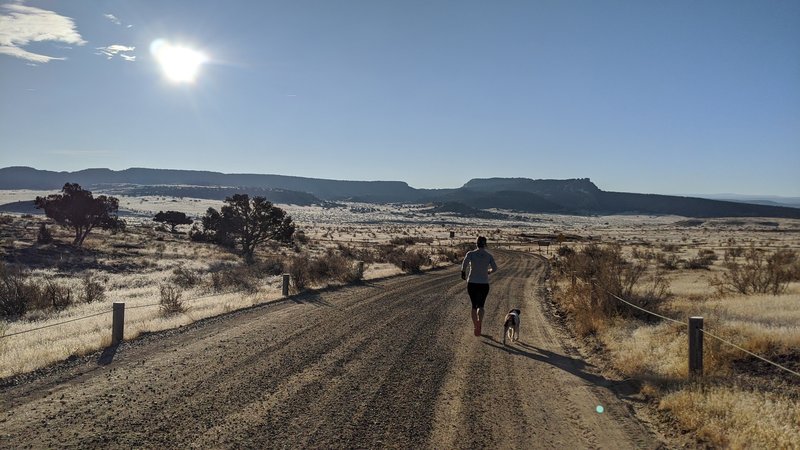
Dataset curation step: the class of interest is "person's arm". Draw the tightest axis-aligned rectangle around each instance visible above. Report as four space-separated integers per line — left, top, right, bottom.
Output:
461 253 470 280
489 255 498 274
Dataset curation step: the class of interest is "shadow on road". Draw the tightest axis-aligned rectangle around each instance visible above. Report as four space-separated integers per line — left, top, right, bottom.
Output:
289 291 334 308
481 337 640 398
97 344 120 366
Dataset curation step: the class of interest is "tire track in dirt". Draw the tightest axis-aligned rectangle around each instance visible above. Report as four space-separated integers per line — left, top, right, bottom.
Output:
0 252 662 449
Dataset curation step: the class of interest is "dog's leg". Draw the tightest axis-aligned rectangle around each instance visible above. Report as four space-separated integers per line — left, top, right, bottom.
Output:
514 323 520 342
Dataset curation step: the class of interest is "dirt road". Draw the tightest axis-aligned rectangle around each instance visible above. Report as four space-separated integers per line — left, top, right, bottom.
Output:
1 251 661 449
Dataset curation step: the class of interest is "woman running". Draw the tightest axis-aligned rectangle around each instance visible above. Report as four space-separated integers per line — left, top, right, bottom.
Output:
461 236 498 336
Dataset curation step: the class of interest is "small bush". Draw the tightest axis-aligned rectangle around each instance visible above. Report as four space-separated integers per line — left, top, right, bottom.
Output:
552 244 670 327
398 249 428 273
657 252 681 270
389 236 433 246
36 223 53 244
661 244 680 253
81 275 106 303
288 251 364 292
171 266 201 288
557 246 575 257
685 249 717 270
289 254 310 291
0 264 40 318
293 230 308 245
712 247 799 295
256 257 285 276
159 284 185 315
42 279 74 310
209 264 258 293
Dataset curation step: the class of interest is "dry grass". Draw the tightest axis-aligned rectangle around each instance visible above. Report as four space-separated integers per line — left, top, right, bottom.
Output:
660 386 800 449
549 218 800 448
3 195 799 448
0 284 283 378
0 203 480 379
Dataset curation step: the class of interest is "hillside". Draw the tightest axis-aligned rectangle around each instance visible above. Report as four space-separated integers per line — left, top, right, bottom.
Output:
1 166 798 218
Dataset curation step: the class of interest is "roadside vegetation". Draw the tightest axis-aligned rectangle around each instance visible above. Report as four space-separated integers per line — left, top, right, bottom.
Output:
0 193 475 378
550 223 800 449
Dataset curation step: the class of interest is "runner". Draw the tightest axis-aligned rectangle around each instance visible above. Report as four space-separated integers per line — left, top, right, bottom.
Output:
461 236 498 336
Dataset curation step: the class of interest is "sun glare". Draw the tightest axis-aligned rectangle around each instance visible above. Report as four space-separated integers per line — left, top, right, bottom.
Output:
150 39 207 83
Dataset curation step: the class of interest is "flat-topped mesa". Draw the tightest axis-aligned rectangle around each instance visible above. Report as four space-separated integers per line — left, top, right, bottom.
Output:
1 167 798 218
461 177 601 193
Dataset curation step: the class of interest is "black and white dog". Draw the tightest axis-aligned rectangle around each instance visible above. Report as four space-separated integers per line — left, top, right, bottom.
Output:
503 309 521 345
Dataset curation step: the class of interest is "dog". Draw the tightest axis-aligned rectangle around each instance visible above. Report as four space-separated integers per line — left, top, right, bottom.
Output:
503 308 521 345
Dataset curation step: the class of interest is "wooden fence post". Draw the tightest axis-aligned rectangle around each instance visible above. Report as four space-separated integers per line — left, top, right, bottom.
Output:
112 302 125 345
689 316 704 378
282 274 290 297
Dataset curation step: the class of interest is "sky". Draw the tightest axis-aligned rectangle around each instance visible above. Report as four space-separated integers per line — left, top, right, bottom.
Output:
0 0 798 196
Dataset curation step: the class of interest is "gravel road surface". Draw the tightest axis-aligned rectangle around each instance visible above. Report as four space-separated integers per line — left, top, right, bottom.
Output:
1 251 661 449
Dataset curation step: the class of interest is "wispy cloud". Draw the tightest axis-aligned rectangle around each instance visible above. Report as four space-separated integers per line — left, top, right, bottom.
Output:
103 13 121 25
0 3 86 63
104 12 132 28
96 44 136 61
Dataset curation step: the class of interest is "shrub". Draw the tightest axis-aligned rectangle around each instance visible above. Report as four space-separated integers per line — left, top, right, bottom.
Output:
36 223 53 244
389 236 433 246
557 246 575 258
657 252 681 270
712 247 799 295
288 251 364 292
0 264 37 318
159 284 185 315
256 257 285 276
171 266 201 288
209 264 258 293
42 279 74 310
398 249 428 273
81 275 106 303
289 254 310 291
553 244 669 325
685 249 717 270
661 244 680 253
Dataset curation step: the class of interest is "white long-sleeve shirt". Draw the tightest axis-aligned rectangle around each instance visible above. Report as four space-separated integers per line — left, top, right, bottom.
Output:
461 248 497 284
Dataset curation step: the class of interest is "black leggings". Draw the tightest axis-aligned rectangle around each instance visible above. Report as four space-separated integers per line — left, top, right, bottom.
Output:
467 283 490 309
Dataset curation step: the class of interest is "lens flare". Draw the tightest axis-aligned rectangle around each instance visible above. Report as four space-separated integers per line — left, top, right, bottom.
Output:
150 39 207 83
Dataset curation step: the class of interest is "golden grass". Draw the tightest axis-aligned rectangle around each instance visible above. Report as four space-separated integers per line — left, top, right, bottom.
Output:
660 386 800 449
551 222 800 449
600 321 688 380
0 284 283 378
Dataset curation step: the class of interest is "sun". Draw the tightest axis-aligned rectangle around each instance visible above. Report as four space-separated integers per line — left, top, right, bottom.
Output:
150 39 207 83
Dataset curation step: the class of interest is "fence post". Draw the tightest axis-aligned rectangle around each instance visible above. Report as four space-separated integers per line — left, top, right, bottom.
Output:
112 302 125 346
282 274 290 297
689 316 704 378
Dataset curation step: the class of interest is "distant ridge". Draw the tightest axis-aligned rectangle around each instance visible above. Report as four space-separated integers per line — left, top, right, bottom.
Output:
1 166 798 219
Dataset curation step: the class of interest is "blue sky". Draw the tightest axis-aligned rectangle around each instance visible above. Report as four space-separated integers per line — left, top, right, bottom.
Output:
1 1 798 195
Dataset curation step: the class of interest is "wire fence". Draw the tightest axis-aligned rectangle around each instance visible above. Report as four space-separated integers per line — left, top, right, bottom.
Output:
0 287 258 341
594 282 800 379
